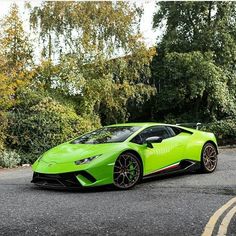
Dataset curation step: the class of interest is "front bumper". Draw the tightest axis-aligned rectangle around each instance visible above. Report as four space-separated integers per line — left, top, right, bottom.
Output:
31 158 115 189
31 171 98 189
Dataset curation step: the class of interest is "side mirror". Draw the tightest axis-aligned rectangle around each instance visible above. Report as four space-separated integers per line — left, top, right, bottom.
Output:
145 136 163 148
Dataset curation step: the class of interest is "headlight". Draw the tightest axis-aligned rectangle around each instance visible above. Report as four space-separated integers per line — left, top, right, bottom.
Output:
74 155 101 165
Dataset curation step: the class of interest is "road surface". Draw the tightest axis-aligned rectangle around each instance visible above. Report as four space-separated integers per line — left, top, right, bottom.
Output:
0 148 235 236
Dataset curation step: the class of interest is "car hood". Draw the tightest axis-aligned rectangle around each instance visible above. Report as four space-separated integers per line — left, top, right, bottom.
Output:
41 142 123 164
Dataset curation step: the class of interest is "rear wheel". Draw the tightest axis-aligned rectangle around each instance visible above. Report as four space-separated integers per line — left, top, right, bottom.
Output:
201 143 218 173
113 152 141 190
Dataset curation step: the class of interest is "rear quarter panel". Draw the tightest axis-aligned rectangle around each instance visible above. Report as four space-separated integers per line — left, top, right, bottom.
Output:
184 130 218 162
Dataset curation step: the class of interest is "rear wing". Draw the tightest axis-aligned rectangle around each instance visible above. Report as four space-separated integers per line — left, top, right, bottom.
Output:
176 123 202 130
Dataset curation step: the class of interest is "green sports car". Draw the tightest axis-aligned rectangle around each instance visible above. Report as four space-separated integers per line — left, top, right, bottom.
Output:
31 123 218 190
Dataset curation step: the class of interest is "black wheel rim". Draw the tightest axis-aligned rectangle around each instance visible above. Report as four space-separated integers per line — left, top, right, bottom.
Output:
203 145 217 171
114 154 140 189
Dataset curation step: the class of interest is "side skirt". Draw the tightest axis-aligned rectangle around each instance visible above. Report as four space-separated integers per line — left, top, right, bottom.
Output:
143 160 201 180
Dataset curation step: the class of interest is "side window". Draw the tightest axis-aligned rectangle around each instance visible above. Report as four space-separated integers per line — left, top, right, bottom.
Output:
131 126 170 144
166 126 182 136
130 134 143 145
166 126 176 137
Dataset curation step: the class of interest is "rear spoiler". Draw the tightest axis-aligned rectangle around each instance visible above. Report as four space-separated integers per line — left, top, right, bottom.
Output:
176 123 202 130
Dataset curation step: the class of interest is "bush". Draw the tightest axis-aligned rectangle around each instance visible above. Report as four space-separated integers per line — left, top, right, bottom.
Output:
0 112 7 151
201 119 236 145
7 95 100 163
0 149 21 168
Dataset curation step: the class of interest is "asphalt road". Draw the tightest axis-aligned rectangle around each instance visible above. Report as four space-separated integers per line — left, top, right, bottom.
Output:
0 148 236 236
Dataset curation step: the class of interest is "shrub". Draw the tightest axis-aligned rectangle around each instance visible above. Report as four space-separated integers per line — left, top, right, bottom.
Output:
0 149 21 168
201 119 236 145
7 95 100 163
0 112 7 151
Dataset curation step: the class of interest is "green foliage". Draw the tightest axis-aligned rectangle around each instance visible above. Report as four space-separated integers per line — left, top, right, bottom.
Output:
0 72 15 110
0 112 8 151
29 2 156 123
0 70 14 151
7 90 100 163
29 2 143 60
153 1 236 64
154 51 235 120
0 3 33 73
201 119 236 145
0 4 34 155
151 2 236 122
0 149 21 168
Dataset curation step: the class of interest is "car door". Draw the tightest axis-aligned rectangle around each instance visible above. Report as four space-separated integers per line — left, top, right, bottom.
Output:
138 125 185 174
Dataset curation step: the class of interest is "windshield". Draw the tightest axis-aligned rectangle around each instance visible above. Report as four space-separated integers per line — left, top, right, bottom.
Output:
71 126 140 144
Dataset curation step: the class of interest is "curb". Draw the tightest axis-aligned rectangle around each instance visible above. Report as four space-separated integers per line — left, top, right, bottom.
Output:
219 145 236 149
0 165 31 172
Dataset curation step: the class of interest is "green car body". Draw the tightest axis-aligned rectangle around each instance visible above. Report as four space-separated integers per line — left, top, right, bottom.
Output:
32 123 218 189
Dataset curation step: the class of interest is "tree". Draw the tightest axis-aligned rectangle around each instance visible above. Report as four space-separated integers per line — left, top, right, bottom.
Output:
0 4 33 150
29 1 156 124
0 3 34 101
0 3 33 75
151 1 236 122
0 62 14 150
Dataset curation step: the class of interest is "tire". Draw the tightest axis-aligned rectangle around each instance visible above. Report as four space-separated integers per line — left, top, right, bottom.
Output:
113 152 142 190
200 143 218 173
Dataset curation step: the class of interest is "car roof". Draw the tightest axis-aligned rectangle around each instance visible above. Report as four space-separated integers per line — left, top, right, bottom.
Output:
106 122 197 133
106 122 163 128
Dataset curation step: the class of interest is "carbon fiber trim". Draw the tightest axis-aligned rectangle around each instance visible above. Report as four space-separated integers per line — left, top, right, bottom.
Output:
143 160 201 179
31 171 96 189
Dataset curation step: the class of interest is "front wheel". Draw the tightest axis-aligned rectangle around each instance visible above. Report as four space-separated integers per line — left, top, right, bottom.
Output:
113 152 141 190
200 143 218 173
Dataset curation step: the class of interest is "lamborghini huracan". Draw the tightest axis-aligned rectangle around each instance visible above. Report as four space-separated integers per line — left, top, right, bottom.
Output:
31 123 218 190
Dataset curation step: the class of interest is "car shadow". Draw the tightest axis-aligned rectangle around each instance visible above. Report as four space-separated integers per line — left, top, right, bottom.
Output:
31 184 117 193
30 171 199 194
